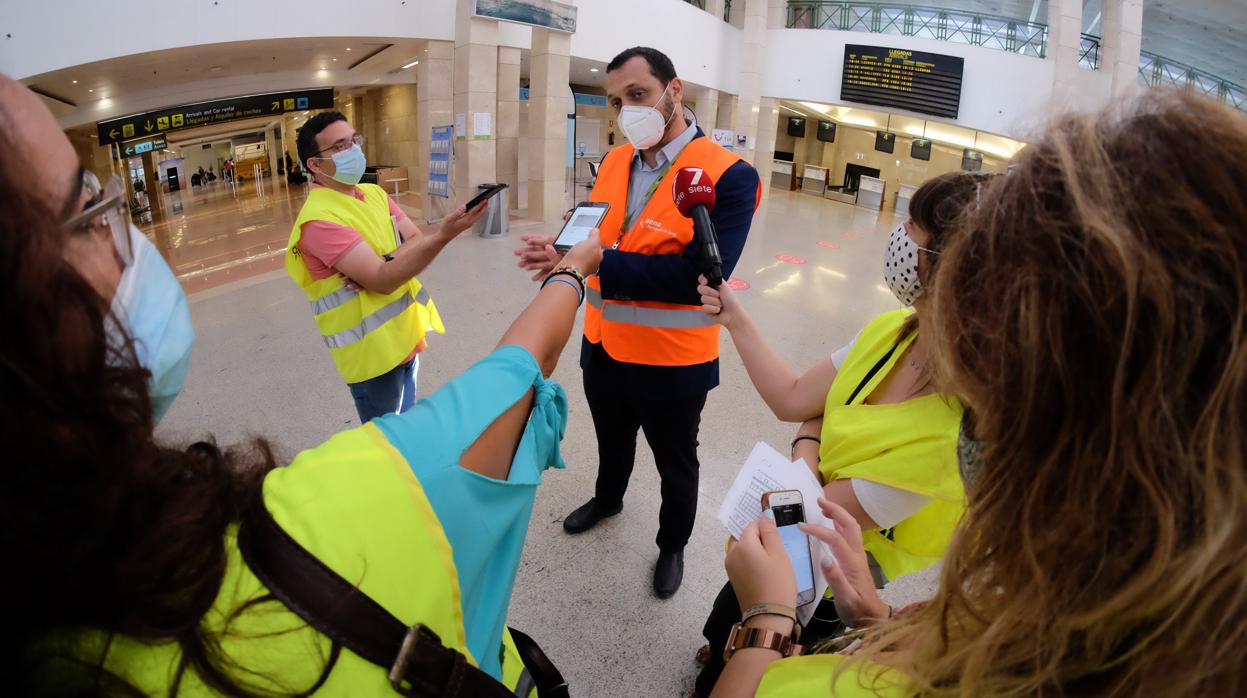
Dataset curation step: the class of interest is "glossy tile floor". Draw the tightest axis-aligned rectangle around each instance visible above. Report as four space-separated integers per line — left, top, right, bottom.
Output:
155 188 937 697
142 178 426 294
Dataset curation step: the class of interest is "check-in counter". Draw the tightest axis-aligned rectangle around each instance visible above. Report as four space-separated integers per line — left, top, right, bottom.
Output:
801 165 828 196
857 175 886 211
771 160 795 190
895 182 919 217
824 187 857 205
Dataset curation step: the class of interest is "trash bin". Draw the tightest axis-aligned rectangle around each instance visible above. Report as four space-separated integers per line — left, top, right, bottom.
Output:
473 183 509 239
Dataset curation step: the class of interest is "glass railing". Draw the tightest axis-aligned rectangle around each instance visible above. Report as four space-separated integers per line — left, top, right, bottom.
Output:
787 1 1246 113
787 2 1047 58
1138 51 1247 111
686 0 735 24
1080 33 1100 70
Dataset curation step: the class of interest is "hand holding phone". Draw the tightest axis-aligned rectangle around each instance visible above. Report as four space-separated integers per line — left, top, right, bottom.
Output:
463 183 507 211
554 202 610 252
761 490 817 606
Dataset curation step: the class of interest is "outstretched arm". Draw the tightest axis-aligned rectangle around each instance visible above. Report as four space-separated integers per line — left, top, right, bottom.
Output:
458 233 603 480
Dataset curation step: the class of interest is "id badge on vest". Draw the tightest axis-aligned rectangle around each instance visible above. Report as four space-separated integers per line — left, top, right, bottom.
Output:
615 141 692 250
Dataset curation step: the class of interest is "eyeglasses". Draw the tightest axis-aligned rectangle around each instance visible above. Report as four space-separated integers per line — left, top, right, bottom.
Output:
62 171 133 265
315 133 365 157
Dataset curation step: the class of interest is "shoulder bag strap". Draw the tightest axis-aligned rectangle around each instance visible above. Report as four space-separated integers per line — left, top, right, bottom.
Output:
237 497 518 697
845 342 900 406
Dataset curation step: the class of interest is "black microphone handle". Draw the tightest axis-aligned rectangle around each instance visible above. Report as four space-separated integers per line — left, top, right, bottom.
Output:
691 204 724 288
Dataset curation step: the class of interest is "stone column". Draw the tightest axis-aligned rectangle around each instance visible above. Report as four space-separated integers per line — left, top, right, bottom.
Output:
1100 0 1143 99
718 93 738 131
139 150 165 226
705 0 725 22
417 40 454 221
497 46 522 209
767 0 786 29
693 86 719 134
453 0 498 205
265 126 280 183
753 98 778 201
527 27 572 222
1047 0 1084 106
733 0 767 166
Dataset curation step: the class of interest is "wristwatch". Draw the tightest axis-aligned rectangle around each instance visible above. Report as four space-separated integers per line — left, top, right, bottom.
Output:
723 622 802 662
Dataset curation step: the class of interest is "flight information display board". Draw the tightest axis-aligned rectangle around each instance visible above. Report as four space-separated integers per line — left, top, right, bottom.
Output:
841 44 964 118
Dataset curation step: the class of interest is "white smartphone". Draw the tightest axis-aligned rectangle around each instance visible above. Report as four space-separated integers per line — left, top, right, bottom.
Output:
762 489 817 606
553 202 610 252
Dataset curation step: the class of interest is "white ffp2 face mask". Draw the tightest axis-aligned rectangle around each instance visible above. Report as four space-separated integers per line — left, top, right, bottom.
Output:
618 81 676 150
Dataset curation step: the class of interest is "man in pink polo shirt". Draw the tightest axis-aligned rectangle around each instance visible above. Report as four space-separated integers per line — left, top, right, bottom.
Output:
292 111 484 422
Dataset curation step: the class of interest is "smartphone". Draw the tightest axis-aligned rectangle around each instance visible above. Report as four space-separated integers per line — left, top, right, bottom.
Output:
553 202 610 252
761 489 817 606
464 183 507 211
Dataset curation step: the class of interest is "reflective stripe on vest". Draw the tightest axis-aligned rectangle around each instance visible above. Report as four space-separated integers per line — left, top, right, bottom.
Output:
586 287 716 330
322 291 409 349
309 286 358 315
514 669 534 697
315 287 433 351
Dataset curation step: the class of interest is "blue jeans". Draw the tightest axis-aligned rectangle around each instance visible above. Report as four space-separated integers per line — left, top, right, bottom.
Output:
347 356 419 423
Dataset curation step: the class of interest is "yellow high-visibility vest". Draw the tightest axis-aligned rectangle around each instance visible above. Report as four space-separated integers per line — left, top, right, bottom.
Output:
76 422 535 696
287 184 443 384
758 653 913 697
820 309 965 581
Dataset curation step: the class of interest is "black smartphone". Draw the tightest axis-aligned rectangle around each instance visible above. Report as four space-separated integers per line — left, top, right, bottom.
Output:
553 202 610 252
464 183 507 211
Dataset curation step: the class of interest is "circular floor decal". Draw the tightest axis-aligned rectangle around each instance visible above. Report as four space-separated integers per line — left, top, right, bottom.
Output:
725 277 750 291
776 254 807 265
817 241 841 249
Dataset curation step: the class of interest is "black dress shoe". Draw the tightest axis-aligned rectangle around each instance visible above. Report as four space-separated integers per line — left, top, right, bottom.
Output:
562 498 623 534
653 550 684 599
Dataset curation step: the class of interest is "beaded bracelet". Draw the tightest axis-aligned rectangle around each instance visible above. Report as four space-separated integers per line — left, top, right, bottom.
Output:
548 265 587 288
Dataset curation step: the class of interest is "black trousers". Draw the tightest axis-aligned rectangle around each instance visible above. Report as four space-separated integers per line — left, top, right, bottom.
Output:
583 357 707 553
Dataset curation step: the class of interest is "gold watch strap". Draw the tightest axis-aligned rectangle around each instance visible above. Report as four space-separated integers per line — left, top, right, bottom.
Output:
741 603 798 625
723 622 803 662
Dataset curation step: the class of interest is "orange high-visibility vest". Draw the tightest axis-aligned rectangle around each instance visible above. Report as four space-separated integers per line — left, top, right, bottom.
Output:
585 136 759 366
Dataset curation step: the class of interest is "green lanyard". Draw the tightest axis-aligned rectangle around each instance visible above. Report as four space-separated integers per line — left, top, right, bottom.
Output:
618 140 692 246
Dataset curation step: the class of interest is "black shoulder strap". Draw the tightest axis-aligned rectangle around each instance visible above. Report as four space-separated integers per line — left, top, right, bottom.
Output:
845 342 900 406
237 497 567 697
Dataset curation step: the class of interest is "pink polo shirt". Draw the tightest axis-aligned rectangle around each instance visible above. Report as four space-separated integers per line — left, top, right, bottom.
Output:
297 184 410 281
298 184 426 360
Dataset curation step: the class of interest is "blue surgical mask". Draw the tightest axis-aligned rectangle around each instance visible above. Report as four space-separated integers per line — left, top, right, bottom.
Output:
110 224 195 421
326 144 367 186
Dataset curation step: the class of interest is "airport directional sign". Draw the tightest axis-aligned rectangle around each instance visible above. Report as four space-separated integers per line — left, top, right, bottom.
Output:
97 88 334 145
121 136 167 157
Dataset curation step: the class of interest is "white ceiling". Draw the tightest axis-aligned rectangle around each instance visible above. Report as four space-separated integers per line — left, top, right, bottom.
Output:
26 37 425 128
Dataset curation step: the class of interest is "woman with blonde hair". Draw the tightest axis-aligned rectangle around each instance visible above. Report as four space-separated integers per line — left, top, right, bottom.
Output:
714 88 1247 696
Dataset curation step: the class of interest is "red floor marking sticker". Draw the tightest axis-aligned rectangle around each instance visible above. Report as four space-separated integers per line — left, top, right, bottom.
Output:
844 231 862 239
776 254 807 265
817 241 841 249
726 277 750 291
